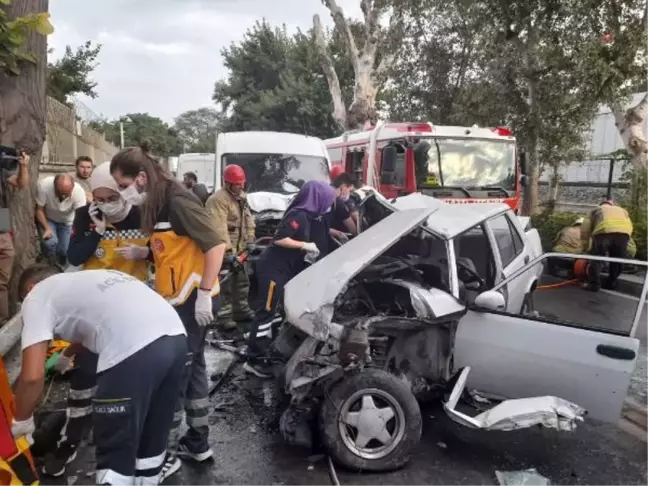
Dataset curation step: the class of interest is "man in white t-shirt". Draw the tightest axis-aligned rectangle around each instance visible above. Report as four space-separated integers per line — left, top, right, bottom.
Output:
35 174 87 266
12 265 188 485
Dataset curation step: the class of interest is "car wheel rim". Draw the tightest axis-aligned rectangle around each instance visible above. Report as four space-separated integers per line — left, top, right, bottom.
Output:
337 387 406 460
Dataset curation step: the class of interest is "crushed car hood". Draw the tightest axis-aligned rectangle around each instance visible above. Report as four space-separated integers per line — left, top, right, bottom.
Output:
247 192 295 213
283 207 436 340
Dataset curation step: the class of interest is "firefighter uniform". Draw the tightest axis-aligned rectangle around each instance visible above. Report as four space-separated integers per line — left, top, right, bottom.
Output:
552 224 584 253
206 187 256 327
581 201 633 290
149 188 226 464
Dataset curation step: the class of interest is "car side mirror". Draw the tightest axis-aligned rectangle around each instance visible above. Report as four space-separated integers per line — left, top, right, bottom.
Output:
474 290 506 311
382 146 397 173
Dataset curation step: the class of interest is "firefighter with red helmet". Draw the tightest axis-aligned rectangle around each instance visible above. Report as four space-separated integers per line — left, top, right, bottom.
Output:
205 164 256 329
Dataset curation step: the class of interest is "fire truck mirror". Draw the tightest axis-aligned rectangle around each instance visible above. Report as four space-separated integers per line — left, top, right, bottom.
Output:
519 151 529 175
382 146 398 173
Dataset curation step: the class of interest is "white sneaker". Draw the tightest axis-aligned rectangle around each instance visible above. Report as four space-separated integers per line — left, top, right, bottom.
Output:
160 456 181 483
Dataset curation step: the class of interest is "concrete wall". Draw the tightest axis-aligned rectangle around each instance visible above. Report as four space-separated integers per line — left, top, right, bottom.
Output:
40 97 119 178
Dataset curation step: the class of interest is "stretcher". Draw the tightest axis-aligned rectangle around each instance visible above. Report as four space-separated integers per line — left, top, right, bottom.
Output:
0 358 39 485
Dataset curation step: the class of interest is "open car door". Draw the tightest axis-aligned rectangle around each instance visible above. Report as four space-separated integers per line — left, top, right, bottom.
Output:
453 253 646 424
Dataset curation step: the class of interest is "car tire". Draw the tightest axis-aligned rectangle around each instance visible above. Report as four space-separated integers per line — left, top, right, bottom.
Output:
319 369 422 472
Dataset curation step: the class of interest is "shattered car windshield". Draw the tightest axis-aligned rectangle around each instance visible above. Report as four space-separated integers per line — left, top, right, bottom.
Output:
222 153 330 195
422 138 516 192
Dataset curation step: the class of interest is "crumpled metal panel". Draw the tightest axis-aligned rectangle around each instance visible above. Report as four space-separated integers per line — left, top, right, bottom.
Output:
283 208 435 340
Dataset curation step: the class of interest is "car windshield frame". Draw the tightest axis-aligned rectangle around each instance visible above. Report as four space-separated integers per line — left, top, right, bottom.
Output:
222 153 330 195
421 137 517 193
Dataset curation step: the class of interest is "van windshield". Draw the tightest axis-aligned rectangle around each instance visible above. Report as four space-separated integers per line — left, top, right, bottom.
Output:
222 153 330 194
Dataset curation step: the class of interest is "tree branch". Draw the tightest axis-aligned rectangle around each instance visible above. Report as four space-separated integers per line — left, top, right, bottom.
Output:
313 14 347 130
322 0 359 66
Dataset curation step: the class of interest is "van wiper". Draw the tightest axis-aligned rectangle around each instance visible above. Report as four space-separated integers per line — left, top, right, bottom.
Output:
471 185 510 197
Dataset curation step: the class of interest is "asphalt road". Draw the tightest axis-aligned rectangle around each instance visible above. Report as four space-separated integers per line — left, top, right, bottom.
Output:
37 281 647 485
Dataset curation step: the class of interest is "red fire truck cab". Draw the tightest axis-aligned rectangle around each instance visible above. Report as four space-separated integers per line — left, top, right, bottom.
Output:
324 122 528 211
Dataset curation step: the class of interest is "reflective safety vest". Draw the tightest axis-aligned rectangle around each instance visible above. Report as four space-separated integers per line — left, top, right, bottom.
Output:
627 237 637 258
82 226 149 282
150 222 220 306
552 226 583 253
590 204 633 237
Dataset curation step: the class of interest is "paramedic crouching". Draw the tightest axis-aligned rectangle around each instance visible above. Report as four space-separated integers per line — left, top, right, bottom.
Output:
37 162 151 478
11 266 187 485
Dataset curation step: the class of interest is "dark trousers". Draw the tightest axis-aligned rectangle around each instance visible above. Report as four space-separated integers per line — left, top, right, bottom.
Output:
93 334 187 485
589 233 630 289
60 348 98 447
247 266 288 359
168 290 220 455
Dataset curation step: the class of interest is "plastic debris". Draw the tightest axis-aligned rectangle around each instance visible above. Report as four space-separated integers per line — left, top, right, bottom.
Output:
496 468 550 485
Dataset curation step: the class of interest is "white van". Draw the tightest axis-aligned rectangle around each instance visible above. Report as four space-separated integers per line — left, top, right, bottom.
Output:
176 153 216 192
215 131 331 214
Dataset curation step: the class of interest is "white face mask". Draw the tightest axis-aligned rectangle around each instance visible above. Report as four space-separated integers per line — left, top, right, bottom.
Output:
97 200 130 221
120 184 147 206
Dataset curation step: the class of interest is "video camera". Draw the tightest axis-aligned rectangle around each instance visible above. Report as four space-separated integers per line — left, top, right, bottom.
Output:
0 145 19 171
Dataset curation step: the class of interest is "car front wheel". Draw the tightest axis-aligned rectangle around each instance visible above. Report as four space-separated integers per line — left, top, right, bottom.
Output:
319 369 422 471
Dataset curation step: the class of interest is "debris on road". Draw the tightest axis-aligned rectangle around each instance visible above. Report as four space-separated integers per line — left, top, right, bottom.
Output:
436 441 448 449
496 468 550 485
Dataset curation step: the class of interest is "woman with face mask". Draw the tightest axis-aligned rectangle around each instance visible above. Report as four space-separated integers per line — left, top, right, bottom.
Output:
109 144 227 481
47 162 149 478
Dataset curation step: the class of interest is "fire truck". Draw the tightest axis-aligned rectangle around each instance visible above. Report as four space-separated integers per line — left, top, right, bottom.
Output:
324 122 528 211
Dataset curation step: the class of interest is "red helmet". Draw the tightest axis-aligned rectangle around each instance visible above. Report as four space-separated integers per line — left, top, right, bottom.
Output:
330 165 345 180
223 164 246 184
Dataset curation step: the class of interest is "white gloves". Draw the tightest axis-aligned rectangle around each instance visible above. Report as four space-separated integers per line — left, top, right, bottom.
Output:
88 203 106 235
301 242 319 256
195 289 214 327
11 417 35 444
53 353 74 374
115 243 150 260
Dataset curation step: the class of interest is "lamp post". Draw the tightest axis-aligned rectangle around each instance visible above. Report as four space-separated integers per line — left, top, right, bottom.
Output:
119 116 132 149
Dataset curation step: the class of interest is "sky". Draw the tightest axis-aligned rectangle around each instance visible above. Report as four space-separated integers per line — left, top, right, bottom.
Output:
49 0 362 124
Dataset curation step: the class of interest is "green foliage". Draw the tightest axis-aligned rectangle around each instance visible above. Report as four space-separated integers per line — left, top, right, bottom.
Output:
0 0 53 75
173 107 222 153
47 41 101 104
90 114 183 157
213 20 354 138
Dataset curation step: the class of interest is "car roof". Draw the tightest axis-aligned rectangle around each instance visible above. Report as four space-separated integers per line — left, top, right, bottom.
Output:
389 193 511 239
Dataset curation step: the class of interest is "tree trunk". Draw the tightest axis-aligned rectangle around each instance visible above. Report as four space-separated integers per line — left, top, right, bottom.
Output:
522 78 540 216
611 93 648 172
0 0 48 313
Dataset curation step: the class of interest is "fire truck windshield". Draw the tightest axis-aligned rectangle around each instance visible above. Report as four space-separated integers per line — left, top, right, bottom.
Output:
419 138 517 194
222 153 330 194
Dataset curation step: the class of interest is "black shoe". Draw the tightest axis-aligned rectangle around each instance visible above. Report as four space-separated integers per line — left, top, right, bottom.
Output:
42 444 77 477
243 360 273 378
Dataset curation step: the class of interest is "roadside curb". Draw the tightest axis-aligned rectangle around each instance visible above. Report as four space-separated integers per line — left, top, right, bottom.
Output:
621 398 647 436
617 276 645 299
0 310 22 357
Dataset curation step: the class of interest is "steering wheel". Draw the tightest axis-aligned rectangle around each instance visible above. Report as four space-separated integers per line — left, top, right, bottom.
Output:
456 259 486 291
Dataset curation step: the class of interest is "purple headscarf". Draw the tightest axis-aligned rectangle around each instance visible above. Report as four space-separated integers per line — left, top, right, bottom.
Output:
286 180 336 216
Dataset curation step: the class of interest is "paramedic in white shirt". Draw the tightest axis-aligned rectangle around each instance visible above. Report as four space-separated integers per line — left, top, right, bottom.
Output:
11 265 188 485
35 174 86 266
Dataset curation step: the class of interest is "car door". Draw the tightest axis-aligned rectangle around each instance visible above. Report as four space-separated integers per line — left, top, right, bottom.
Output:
485 211 531 313
454 253 646 424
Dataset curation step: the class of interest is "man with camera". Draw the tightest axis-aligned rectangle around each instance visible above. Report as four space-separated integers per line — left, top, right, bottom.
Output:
0 146 30 324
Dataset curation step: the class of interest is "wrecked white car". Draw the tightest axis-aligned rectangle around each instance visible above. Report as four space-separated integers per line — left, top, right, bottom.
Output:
272 192 646 472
